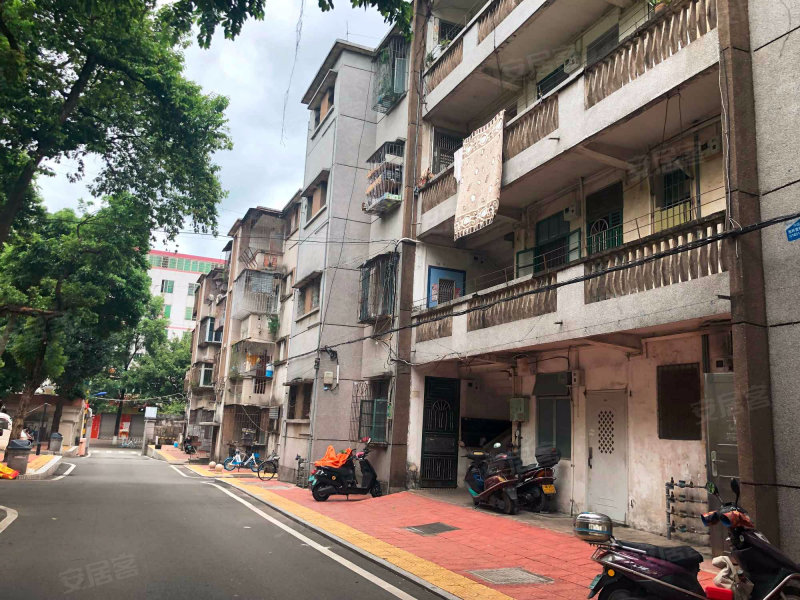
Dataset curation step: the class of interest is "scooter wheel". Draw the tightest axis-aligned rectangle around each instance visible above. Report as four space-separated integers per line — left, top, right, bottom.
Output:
598 582 640 600
311 483 330 502
502 490 518 515
370 482 383 498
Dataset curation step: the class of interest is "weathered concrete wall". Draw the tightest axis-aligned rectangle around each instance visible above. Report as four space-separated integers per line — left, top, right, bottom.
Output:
749 0 800 559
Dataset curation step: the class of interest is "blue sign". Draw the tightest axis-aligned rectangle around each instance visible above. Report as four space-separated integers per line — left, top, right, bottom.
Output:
787 219 800 242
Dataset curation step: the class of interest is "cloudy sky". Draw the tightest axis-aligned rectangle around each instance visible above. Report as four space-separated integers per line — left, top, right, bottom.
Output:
37 2 390 261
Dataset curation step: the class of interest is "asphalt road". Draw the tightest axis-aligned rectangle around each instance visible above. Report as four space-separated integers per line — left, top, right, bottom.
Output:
0 446 440 600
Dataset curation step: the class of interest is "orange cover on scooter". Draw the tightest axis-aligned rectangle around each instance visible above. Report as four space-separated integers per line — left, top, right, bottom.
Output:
314 445 352 468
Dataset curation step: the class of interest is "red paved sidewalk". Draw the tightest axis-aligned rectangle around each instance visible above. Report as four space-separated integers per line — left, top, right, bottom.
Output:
227 479 717 600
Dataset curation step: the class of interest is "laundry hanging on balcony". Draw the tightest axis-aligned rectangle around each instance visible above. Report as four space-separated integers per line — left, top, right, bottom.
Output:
454 110 504 240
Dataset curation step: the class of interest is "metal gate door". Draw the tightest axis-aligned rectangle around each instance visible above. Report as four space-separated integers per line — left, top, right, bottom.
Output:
586 390 628 523
705 373 737 554
99 413 116 439
128 415 145 439
420 377 460 488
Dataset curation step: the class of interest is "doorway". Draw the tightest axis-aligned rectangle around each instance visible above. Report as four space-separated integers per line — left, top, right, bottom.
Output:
586 390 629 522
705 373 737 554
420 377 460 488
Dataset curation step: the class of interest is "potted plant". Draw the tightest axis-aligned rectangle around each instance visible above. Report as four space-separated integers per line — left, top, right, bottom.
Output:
648 0 672 14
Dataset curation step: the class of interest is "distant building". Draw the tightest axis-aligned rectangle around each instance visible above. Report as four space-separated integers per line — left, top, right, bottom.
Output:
147 250 225 339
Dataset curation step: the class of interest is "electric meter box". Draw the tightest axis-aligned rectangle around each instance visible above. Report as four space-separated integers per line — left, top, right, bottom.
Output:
509 396 530 422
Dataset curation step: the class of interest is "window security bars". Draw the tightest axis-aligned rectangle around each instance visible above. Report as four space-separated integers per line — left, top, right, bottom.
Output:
373 36 408 113
432 130 463 175
232 269 280 319
364 141 405 215
350 380 390 444
359 253 397 323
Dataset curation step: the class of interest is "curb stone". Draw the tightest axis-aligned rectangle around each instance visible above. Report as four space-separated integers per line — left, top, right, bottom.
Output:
215 477 464 600
18 455 62 480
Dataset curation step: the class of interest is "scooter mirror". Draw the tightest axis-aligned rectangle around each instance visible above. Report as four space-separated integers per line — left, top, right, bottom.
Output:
730 478 740 504
493 442 502 449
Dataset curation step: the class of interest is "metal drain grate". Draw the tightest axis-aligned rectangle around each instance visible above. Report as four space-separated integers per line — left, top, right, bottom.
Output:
469 568 554 585
406 522 460 536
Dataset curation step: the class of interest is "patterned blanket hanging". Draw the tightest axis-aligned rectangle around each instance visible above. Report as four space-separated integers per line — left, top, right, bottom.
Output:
454 110 505 240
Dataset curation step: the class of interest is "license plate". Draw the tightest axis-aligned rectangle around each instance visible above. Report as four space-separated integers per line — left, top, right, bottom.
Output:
542 484 556 495
589 574 602 590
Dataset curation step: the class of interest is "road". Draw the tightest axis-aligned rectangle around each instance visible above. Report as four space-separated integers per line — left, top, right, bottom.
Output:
0 446 440 600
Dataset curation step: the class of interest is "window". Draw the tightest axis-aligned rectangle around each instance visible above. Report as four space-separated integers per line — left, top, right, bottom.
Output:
202 317 222 343
163 304 172 318
586 24 619 65
304 182 327 224
534 212 580 272
160 280 174 294
287 386 298 419
188 282 199 296
537 64 568 97
359 379 390 443
200 365 214 387
185 306 194 321
438 20 463 45
359 254 397 322
586 182 624 255
373 36 408 112
536 395 571 459
516 249 536 278
432 130 462 174
297 277 321 317
653 168 693 231
657 363 702 440
427 267 466 308
302 383 312 419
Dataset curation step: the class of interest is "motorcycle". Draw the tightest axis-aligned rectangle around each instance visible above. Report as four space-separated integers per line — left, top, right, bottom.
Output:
464 442 519 515
512 445 561 512
309 437 382 501
575 478 800 600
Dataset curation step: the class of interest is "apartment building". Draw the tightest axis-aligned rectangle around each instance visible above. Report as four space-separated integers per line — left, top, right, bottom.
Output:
147 249 225 339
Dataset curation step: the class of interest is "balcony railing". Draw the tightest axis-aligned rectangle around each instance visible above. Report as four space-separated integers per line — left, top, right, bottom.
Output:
477 0 521 43
426 38 463 91
584 213 726 303
585 0 717 108
420 166 458 214
414 305 453 342
231 269 280 320
503 95 559 160
467 272 557 331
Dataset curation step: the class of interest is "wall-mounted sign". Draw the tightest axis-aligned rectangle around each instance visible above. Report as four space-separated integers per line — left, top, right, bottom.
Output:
786 219 800 242
144 407 158 420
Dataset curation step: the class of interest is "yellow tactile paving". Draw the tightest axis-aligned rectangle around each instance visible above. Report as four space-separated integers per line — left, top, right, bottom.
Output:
229 481 513 600
28 454 58 471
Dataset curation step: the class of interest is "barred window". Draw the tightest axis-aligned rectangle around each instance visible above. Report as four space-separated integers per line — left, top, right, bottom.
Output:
359 253 397 323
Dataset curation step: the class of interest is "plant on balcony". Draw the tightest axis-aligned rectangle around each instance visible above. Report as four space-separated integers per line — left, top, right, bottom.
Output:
647 0 673 12
228 366 243 380
268 315 279 334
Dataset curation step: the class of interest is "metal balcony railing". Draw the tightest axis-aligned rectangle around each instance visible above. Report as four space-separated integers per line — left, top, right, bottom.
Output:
231 269 280 320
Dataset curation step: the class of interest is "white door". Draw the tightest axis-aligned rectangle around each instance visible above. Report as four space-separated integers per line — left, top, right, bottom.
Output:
586 391 628 523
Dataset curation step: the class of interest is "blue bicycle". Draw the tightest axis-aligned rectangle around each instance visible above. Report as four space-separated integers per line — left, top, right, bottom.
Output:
223 449 262 472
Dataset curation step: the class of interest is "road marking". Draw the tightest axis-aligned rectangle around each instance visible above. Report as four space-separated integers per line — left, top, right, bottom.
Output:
0 506 19 535
170 465 199 479
207 483 417 600
50 462 76 481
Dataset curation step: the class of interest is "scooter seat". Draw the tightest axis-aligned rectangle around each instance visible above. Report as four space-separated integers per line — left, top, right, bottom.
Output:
619 541 704 570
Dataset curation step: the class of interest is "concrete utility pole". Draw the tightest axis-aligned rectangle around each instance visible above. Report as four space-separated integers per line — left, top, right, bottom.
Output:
389 0 428 491
716 0 779 544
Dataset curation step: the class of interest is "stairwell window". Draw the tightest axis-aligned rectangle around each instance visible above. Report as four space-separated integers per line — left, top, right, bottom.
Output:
297 276 321 318
657 363 702 440
304 181 327 225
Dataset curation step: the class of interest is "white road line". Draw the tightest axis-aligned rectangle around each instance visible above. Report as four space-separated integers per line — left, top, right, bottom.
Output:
50 463 76 481
0 506 19 535
169 465 197 478
207 483 417 600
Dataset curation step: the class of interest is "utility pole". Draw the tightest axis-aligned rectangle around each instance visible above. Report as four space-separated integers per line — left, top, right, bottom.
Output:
389 0 427 491
36 403 48 455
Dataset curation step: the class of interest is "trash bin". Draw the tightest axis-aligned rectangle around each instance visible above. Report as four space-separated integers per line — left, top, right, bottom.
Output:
50 432 63 453
6 439 32 474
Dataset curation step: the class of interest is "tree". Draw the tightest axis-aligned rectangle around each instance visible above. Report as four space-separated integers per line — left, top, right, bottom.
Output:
0 0 231 245
125 332 192 416
0 194 151 441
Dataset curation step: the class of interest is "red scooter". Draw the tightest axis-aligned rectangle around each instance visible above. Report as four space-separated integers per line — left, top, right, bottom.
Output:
464 443 519 514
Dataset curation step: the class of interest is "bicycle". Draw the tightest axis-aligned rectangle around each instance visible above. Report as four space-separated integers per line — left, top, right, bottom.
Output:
120 437 139 448
223 449 261 472
257 451 279 481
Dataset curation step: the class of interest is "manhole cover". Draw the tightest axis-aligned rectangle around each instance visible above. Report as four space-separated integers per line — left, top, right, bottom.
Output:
469 568 553 585
406 522 459 536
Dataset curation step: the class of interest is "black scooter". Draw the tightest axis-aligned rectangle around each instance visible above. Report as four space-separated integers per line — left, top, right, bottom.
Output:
309 438 383 501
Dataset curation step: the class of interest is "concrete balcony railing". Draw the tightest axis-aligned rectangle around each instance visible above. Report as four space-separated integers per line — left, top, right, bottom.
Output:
585 0 718 108
467 272 556 331
584 212 727 303
419 166 458 214
414 305 454 342
425 37 463 92
503 95 558 160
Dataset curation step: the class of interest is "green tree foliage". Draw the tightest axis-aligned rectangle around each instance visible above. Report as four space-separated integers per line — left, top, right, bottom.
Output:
0 0 231 244
0 195 151 439
125 333 192 415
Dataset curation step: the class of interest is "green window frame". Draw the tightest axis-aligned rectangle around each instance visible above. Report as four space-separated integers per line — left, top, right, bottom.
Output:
536 396 571 459
164 305 172 318
184 306 194 320
168 257 178 269
187 283 199 296
533 212 581 273
516 249 536 278
587 210 623 255
359 398 389 443
160 280 174 294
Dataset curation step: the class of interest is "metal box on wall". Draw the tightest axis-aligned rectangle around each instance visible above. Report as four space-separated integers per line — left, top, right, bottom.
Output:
509 396 530 422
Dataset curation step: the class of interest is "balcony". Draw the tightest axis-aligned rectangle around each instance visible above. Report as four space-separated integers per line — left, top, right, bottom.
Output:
413 212 729 358
228 377 272 406
231 269 280 320
228 340 273 380
363 141 404 215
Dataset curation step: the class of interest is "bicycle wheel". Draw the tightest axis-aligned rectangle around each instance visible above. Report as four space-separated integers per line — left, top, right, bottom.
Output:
223 457 236 471
250 459 261 473
258 462 277 481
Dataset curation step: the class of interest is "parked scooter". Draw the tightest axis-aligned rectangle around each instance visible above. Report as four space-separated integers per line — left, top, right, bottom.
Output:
464 442 519 515
512 446 561 512
575 478 800 600
309 437 382 501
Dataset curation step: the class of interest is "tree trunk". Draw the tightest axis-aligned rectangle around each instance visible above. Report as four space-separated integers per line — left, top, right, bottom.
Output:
51 399 64 435
113 391 125 440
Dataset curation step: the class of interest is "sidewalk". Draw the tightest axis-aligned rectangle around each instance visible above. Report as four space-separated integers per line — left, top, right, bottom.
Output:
196 473 717 600
148 444 206 464
1 453 61 480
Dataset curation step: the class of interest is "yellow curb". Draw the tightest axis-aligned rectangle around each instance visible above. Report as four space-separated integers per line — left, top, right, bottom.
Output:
229 481 513 600
28 454 58 471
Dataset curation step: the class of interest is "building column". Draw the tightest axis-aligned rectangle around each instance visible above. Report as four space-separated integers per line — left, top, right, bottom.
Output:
717 0 779 543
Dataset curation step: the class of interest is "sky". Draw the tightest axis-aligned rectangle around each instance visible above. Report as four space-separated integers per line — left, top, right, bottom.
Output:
37 1 390 261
